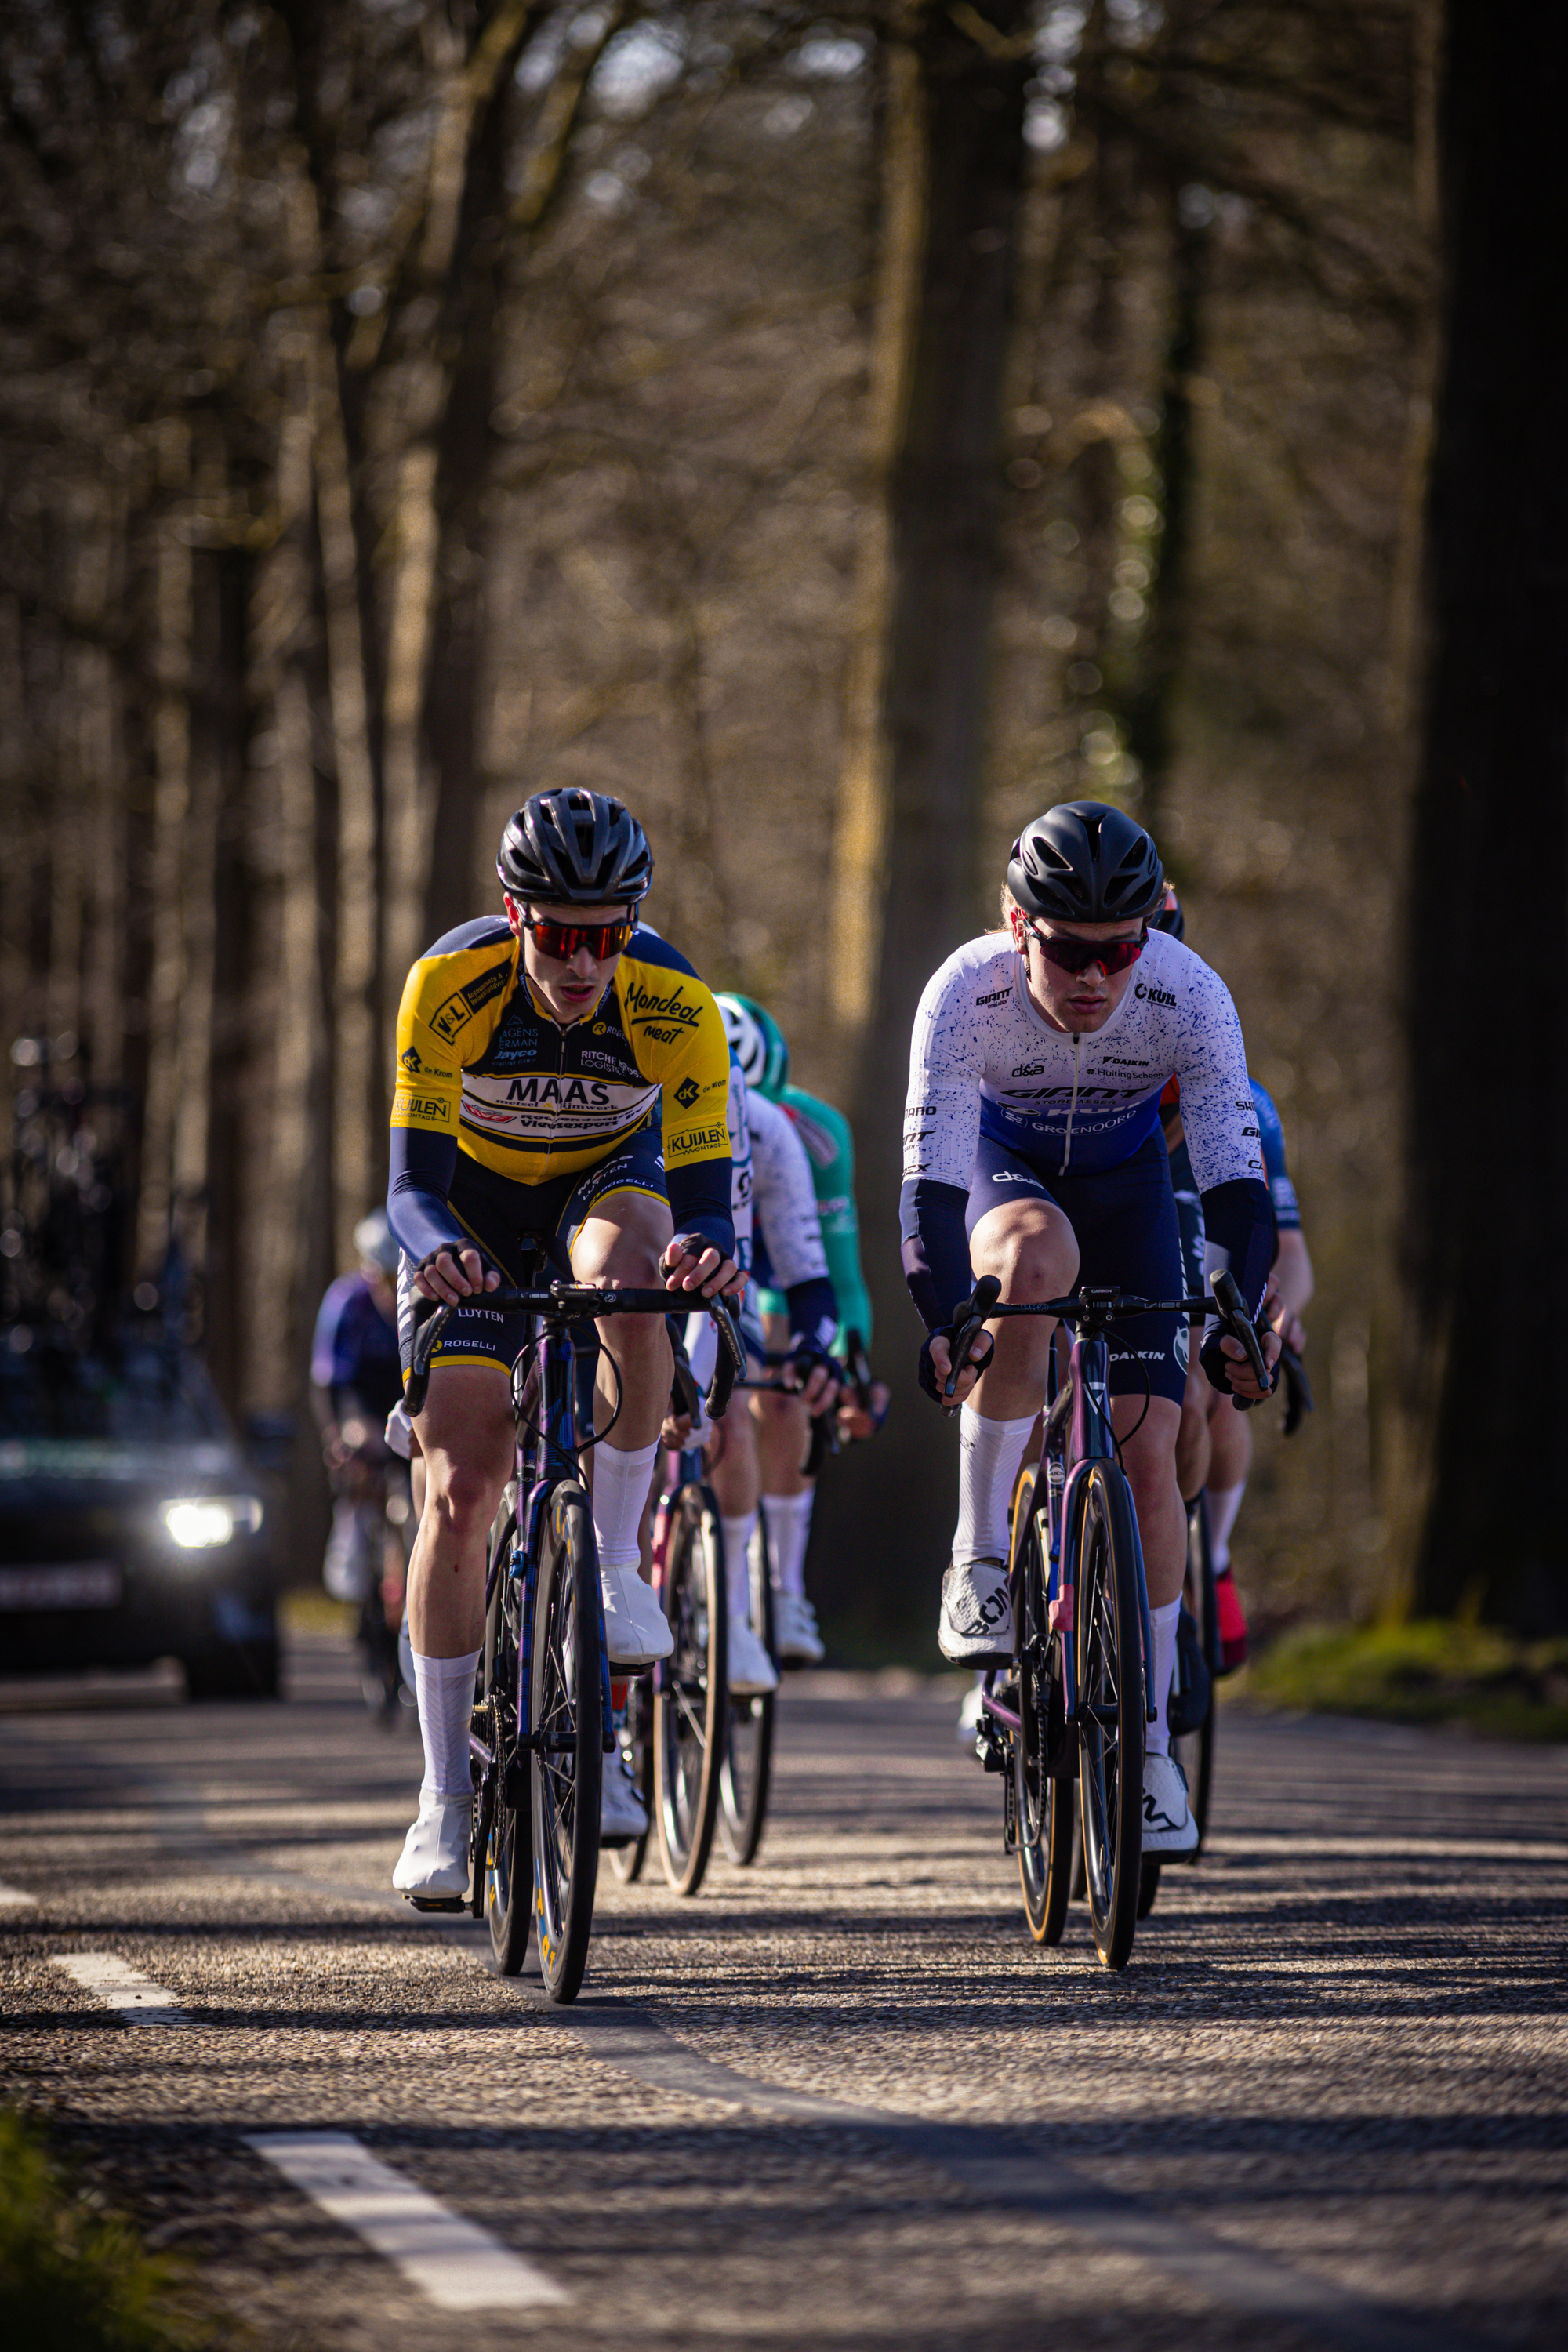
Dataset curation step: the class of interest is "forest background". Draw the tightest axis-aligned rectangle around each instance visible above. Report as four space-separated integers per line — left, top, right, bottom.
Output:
3 0 1557 1657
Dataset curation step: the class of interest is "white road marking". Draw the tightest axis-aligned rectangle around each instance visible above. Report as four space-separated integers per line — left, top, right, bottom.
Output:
245 2133 568 2310
54 1952 187 2020
0 1880 37 1909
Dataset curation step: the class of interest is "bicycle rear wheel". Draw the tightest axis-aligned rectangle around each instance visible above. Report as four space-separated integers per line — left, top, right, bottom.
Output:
720 1517 775 1867
1075 1462 1145 1970
655 1483 727 1894
1010 1461 1073 1945
530 1481 604 2002
608 1676 652 1884
481 1507 532 1975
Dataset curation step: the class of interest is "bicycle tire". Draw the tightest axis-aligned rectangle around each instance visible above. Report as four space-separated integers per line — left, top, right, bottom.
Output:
530 1481 604 2002
1010 1461 1073 1945
481 1508 533 1975
1136 1857 1161 1917
608 1676 652 1884
655 1483 728 1895
1074 1462 1146 1970
720 1515 775 1867
1176 1493 1218 1847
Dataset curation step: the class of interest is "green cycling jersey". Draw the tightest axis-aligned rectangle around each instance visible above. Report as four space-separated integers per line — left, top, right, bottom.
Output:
754 1084 873 1352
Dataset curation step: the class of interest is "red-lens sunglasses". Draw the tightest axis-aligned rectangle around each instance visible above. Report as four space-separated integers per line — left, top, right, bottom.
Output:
521 911 637 961
1018 917 1146 976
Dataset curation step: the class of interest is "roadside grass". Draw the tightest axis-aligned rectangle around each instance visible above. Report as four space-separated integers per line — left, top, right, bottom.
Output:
0 2110 223 2350
1240 1619 1568 1741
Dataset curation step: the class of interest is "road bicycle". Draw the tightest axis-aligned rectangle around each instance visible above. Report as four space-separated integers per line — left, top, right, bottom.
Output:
608 1432 729 1896
403 1265 742 2002
716 1355 840 1867
956 1269 1269 1970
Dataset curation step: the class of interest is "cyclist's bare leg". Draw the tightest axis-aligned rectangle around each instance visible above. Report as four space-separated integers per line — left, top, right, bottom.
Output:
1175 1352 1212 1501
709 1393 760 1519
966 1198 1079 1416
1112 1394 1185 1607
408 1363 514 1658
753 1308 810 1499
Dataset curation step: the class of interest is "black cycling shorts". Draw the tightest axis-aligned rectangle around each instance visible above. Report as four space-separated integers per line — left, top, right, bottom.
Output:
964 1127 1189 1404
396 1120 670 1382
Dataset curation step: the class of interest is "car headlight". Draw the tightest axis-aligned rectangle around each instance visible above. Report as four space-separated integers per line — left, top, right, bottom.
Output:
162 1496 264 1548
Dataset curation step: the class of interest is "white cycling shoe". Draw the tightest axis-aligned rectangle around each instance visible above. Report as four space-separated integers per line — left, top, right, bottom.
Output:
600 1754 649 1847
1141 1751 1200 1857
728 1612 779 1697
773 1588 824 1666
601 1565 673 1668
392 1791 473 1900
938 1560 1014 1666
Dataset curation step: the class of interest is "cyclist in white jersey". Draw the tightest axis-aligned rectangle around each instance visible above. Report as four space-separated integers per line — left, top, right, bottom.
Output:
672 1050 840 1663
902 802 1279 1853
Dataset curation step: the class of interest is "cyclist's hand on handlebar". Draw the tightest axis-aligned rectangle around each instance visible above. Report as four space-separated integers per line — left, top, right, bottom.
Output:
837 1380 890 1443
660 1235 745 1299
412 1245 500 1305
1216 1322 1283 1402
783 1349 839 1415
920 1330 992 1410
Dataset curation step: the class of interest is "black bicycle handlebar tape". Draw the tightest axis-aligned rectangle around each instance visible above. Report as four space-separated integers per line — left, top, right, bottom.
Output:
403 1298 450 1420
1210 1268 1275 1405
942 1274 1003 1403
803 1406 840 1479
1279 1344 1314 1436
704 1296 746 1421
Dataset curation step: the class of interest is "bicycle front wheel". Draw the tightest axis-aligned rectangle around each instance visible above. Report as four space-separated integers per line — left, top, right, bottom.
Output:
1011 1461 1073 1945
1177 1492 1218 1846
655 1483 727 1895
720 1515 775 1867
1075 1463 1146 1970
481 1506 532 1976
530 1481 604 2003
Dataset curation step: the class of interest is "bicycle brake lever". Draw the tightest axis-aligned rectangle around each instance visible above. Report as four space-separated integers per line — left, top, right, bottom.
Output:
1210 1269 1275 1405
942 1276 1001 1405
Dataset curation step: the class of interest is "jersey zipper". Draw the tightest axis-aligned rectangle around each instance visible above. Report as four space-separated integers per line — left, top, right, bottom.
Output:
1061 1032 1082 1173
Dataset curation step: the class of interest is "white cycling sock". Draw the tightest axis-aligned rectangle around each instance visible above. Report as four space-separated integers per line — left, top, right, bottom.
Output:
593 1439 660 1574
953 1405 1036 1567
1145 1599 1181 1759
721 1513 757 1621
762 1490 814 1597
1207 1482 1246 1576
412 1648 481 1801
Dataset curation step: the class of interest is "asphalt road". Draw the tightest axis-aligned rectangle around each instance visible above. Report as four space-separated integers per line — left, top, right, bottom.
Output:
2 1632 1565 2351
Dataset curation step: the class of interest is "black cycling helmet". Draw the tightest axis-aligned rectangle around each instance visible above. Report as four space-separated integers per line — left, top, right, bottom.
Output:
498 789 653 906
1007 800 1164 925
1153 885 1185 941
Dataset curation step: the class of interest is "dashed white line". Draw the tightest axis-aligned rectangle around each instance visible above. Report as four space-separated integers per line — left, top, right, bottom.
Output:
0 1880 37 1909
245 2132 568 2310
54 1952 187 2021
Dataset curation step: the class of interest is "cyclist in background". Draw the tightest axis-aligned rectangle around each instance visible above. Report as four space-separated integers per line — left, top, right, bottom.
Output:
904 802 1277 1857
717 994 887 1664
1155 891 1313 1669
310 1211 406 1615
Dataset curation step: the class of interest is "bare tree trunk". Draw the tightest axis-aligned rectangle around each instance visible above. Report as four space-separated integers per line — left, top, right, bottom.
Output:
1401 0 1568 1632
381 0 541 1001
819 0 1033 1636
135 420 193 1280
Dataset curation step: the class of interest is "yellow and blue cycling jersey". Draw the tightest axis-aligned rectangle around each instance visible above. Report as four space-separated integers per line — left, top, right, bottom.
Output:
387 916 735 1272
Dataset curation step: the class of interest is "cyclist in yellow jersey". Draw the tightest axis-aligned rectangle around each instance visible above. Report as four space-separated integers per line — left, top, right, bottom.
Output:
385 790 742 1900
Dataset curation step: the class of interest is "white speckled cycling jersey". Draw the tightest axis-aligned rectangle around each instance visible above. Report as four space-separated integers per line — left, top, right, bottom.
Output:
903 929 1262 1192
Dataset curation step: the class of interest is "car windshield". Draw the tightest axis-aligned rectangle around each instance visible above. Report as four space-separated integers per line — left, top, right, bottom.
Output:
0 1337 227 1444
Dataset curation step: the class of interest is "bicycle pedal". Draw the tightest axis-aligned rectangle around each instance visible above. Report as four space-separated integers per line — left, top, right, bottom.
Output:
405 1894 467 1914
